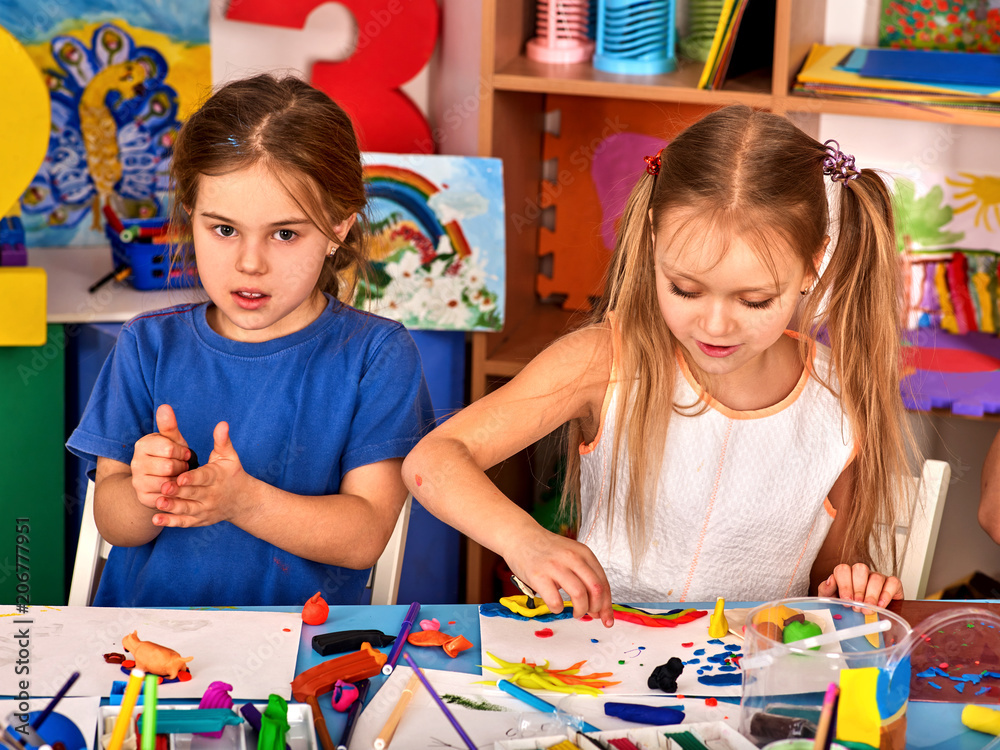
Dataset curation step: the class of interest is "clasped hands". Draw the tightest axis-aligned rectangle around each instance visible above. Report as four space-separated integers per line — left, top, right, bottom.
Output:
131 404 253 528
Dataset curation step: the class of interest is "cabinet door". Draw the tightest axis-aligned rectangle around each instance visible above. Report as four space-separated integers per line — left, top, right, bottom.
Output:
0 325 65 604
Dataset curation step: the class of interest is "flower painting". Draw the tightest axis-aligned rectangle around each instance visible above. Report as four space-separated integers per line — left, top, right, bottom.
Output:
359 155 505 331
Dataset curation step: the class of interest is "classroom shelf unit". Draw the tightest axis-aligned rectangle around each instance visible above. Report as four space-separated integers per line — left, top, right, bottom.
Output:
466 0 1000 603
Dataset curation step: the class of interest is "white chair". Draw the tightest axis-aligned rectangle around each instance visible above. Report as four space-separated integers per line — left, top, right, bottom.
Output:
870 459 950 600
69 479 412 606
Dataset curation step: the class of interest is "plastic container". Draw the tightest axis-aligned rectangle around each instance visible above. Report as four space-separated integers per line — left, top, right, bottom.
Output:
104 216 198 291
594 0 677 75
739 597 1000 750
525 0 595 64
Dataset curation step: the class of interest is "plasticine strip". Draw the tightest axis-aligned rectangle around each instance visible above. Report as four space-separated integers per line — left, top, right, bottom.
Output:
312 630 396 656
962 704 1000 735
498 596 707 627
291 643 387 702
138 709 242 735
604 702 684 725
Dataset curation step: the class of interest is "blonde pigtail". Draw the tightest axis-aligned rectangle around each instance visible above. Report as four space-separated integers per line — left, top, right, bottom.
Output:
812 168 918 572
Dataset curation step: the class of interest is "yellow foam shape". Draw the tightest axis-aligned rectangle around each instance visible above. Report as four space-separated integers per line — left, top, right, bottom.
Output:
0 267 47 346
836 667 881 746
962 704 1000 735
0 26 50 216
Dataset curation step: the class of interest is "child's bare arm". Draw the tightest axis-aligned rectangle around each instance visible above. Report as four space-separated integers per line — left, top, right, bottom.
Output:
811 460 904 607
94 456 164 546
402 326 615 626
980 429 1000 544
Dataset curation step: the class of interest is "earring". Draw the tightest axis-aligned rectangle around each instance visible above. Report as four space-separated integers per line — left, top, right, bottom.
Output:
800 289 809 296
327 246 337 257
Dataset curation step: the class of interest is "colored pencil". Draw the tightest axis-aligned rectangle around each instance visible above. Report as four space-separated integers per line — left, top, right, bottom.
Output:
373 673 420 750
496 679 602 733
813 683 839 750
402 654 476 750
31 671 80 730
382 601 420 676
108 668 145 750
336 678 369 750
140 673 157 750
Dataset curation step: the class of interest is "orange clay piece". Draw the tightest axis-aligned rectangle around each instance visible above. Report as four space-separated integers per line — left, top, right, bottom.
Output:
302 592 329 626
291 642 387 702
121 631 194 679
407 630 473 657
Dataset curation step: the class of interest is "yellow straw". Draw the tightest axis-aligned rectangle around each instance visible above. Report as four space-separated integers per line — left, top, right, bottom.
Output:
108 668 145 750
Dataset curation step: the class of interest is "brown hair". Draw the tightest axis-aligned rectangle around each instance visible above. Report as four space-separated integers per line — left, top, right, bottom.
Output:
169 73 369 300
564 104 916 573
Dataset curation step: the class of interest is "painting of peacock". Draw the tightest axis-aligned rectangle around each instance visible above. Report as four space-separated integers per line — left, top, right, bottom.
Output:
21 23 180 241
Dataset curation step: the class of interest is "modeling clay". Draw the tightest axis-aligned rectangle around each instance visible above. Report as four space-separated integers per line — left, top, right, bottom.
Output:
406 629 473 657
137 709 242 735
121 632 193 680
481 651 619 695
302 592 329 626
783 620 823 647
648 658 684 692
496 596 707 627
238 705 290 750
312 630 396 656
708 598 729 638
419 618 440 631
258 695 289 750
290 643 386 701
197 681 234 738
331 680 359 712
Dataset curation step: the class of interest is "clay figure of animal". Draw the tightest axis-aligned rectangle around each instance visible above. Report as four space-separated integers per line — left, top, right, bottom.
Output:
121 631 193 679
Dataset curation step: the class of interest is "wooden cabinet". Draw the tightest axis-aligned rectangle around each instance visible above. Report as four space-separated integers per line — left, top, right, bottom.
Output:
465 0 1000 603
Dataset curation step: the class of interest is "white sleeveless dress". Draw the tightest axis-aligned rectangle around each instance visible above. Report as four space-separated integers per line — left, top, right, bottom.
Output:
578 333 855 603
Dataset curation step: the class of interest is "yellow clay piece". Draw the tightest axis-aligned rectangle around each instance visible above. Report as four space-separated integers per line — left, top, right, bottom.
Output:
751 604 800 629
499 595 572 618
708 597 729 638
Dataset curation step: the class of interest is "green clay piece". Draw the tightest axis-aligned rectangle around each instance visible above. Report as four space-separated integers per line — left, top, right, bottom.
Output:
258 694 289 750
782 619 823 649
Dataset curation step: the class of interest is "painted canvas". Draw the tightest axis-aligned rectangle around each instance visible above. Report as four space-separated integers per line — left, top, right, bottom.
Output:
878 0 1000 52
359 153 506 331
890 170 1000 334
0 0 211 247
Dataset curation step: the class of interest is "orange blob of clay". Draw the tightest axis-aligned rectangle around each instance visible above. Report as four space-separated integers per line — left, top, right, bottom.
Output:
302 592 329 626
407 629 474 658
121 631 193 680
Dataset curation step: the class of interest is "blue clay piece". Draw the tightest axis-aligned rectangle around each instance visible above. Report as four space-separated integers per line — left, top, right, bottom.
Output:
916 669 937 679
932 667 950 678
665 609 682 616
724 644 741 652
693 649 706 656
604 703 684 725
707 652 730 664
718 665 737 672
686 659 700 664
707 639 725 645
928 682 942 690
478 602 573 622
591 639 599 643
954 683 965 693
697 674 742 687
959 674 982 684
975 687 991 696
984 672 1000 679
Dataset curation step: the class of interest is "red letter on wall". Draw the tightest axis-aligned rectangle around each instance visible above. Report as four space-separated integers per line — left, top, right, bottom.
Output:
226 0 438 153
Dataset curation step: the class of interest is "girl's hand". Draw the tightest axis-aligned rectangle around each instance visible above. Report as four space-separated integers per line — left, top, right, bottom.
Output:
130 404 193 511
153 421 253 527
817 562 904 609
506 530 615 628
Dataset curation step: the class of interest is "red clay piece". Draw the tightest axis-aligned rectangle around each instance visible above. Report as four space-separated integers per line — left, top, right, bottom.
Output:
442 635 473 658
302 592 329 626
290 643 386 701
407 630 473 658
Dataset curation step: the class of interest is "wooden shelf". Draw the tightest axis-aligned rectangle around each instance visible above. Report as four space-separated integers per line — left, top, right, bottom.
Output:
494 55 774 107
780 92 1000 128
480 303 578 377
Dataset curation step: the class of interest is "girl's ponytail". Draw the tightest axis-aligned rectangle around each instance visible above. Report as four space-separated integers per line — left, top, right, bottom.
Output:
805 162 915 572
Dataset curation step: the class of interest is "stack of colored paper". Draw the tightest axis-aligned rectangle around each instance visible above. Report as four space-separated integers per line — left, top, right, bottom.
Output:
795 44 1000 113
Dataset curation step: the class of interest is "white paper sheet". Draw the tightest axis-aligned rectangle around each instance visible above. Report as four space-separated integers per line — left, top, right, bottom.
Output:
0 606 302 700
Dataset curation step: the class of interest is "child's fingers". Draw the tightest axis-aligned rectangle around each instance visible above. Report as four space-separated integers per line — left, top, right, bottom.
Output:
849 563 872 602
826 563 856 600
817 574 837 598
876 575 904 608
155 404 189 450
152 510 199 528
861 571 886 608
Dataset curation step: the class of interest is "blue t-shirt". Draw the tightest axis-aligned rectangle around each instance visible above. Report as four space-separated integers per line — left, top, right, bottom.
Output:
67 296 434 607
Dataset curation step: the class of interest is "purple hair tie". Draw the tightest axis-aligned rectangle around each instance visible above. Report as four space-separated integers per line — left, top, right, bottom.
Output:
822 140 859 184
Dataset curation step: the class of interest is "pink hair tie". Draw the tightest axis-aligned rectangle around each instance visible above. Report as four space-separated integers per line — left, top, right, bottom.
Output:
822 140 859 184
644 149 663 176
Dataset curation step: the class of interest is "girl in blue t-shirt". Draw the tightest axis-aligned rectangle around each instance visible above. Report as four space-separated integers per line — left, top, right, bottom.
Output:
68 74 433 607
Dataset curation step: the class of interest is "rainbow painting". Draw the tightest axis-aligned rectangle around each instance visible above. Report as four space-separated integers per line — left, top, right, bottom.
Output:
359 153 505 331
